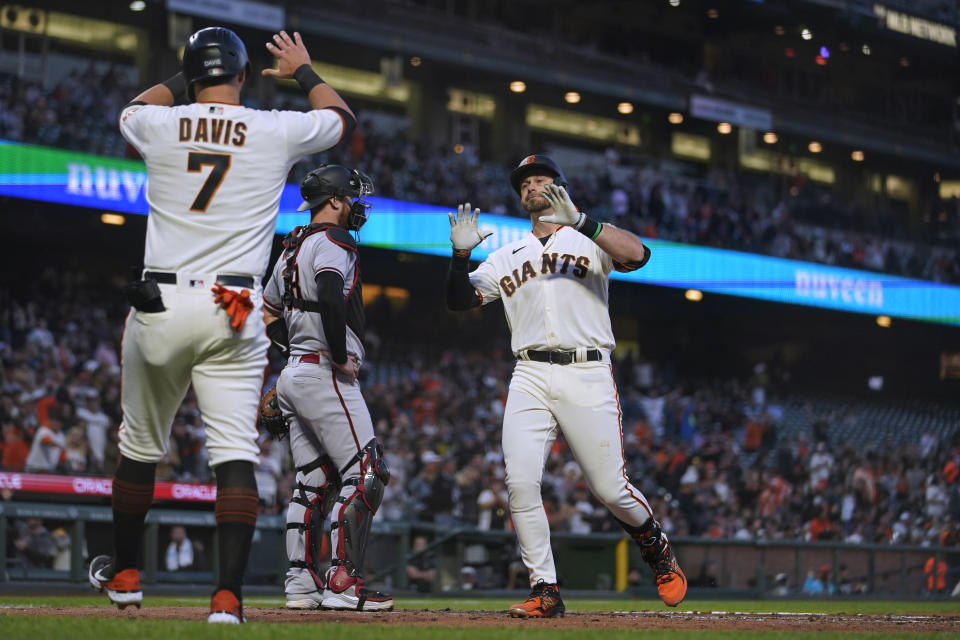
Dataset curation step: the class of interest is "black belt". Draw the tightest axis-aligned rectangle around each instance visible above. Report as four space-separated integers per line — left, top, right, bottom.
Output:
524 349 602 365
144 271 256 288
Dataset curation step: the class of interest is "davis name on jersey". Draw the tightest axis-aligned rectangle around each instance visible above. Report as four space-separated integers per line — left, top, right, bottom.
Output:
119 101 346 277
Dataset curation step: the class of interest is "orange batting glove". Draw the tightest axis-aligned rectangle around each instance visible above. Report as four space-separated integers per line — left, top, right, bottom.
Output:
211 284 254 332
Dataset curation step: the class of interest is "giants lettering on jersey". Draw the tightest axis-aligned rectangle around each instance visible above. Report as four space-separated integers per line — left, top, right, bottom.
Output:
178 118 247 146
499 253 590 296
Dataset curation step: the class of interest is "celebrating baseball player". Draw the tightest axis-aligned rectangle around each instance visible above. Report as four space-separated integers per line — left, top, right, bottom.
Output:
260 164 393 611
445 155 686 617
87 27 356 623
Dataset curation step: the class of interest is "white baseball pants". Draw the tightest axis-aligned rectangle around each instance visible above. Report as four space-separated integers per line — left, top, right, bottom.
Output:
502 359 653 587
118 281 267 467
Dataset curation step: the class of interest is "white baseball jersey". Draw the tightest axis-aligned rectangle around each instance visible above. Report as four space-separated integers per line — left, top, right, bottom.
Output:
263 230 365 361
119 102 346 276
468 226 619 355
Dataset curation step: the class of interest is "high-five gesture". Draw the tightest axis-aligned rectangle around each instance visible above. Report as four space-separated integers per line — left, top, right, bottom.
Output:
449 203 493 253
262 30 311 79
537 183 583 227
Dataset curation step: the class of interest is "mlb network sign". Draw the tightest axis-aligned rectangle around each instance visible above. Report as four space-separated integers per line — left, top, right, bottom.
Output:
1 140 958 325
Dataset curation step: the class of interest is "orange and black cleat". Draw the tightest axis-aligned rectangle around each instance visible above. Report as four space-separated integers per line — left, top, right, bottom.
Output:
508 580 565 618
637 520 687 607
88 555 143 610
208 588 245 624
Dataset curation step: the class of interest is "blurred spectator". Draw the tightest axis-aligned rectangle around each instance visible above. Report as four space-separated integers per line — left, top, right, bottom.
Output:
165 525 195 572
12 518 57 568
24 412 66 473
405 535 437 593
1 423 30 471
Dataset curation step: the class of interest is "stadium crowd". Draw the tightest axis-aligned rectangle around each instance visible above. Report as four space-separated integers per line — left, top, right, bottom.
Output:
2 275 959 556
1 67 957 283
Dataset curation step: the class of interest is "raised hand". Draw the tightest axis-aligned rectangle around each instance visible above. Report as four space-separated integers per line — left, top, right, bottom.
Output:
262 30 311 80
537 183 583 227
448 202 494 252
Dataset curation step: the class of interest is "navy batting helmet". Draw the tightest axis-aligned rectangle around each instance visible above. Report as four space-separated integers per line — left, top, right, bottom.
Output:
297 165 375 231
509 154 568 194
182 27 251 99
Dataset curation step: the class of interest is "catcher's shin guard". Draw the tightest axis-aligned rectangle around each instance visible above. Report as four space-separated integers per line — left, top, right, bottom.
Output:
323 439 393 611
285 455 340 607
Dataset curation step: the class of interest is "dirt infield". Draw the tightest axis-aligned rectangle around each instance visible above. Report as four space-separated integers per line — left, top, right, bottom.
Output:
3 606 959 632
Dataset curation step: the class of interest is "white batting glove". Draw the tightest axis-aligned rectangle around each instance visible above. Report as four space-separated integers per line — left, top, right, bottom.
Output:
448 203 493 252
537 183 584 227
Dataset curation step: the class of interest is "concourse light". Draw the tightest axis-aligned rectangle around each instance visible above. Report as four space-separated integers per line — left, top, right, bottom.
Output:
862 44 871 55
685 289 703 302
509 80 527 93
763 132 778 144
717 122 732 134
876 315 892 328
617 102 634 114
851 150 864 162
808 141 822 153
409 56 422 67
129 0 146 11
801 28 813 40
101 213 126 226
669 0 680 6
564 91 581 104
668 112 684 124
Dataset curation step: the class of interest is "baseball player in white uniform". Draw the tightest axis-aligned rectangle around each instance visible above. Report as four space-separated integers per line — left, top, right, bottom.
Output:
87 27 356 624
446 155 686 617
260 164 393 611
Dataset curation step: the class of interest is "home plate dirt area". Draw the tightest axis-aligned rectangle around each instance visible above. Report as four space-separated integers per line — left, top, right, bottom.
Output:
3 606 958 632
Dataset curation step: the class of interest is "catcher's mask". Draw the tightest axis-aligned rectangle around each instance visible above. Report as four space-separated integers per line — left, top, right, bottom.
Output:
296 164 374 232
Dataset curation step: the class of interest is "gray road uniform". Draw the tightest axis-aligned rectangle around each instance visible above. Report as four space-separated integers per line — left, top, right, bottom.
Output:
263 223 391 611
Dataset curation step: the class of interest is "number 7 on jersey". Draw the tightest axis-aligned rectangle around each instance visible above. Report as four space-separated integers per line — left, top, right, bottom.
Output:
187 152 231 212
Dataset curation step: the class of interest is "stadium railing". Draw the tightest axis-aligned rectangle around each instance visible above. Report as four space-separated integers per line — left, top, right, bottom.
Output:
2 502 957 598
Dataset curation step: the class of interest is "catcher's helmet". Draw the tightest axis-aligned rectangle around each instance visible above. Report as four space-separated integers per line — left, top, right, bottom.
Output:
509 154 568 194
297 165 375 231
182 27 250 98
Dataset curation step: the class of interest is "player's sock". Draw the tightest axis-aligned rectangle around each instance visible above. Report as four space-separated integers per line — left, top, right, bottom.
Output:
213 460 260 600
111 456 156 571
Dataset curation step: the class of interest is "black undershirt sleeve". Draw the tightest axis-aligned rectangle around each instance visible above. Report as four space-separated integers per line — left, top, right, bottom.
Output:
315 271 348 364
446 254 482 311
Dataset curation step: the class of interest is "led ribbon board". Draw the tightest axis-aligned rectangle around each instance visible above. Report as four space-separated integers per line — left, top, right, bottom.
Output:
1 140 958 326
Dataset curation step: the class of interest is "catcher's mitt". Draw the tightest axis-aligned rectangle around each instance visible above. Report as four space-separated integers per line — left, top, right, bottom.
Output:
258 387 288 440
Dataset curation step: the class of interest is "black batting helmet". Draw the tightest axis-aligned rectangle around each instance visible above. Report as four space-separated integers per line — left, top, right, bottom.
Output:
297 165 375 231
182 27 251 99
509 154 568 194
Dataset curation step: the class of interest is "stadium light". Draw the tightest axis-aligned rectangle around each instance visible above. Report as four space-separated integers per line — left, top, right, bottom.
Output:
774 25 785 35
899 57 909 67
851 150 864 162
669 0 680 6
564 92 581 104
617 102 634 114
862 43 871 55
129 0 146 11
684 289 703 302
101 213 126 226
819 46 830 59
668 112 683 124
808 141 822 153
509 81 526 93
876 315 892 328
801 28 813 40
453 144 464 154
409 56 422 67
707 8 719 19
717 122 732 134
762 132 778 144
